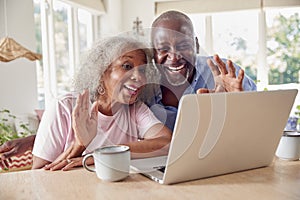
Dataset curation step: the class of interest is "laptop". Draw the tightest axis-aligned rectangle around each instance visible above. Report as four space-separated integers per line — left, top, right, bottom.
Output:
130 89 298 184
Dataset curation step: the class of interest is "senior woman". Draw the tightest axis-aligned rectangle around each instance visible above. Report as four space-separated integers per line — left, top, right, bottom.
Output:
31 35 172 170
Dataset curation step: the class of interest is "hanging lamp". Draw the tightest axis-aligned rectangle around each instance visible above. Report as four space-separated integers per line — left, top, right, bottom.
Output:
0 0 42 62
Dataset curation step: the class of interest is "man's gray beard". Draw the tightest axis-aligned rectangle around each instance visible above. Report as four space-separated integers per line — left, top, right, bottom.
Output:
164 69 190 87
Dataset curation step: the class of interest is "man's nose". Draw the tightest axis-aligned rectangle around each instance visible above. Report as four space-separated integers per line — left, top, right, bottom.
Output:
167 48 182 61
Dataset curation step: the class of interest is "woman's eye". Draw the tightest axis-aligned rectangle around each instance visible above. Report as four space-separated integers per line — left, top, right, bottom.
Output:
122 63 133 70
157 46 169 54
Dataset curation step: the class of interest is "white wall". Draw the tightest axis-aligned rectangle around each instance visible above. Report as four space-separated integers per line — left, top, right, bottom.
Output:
0 0 298 118
0 0 156 115
121 0 155 31
100 0 155 36
0 0 38 115
100 0 123 36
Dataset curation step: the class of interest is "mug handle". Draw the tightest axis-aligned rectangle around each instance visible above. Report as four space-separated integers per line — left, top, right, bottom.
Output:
82 153 95 172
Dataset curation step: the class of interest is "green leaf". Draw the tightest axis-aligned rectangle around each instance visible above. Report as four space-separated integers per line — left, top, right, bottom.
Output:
0 109 36 145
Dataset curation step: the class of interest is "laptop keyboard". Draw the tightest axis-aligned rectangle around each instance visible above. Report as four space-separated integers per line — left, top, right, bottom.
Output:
158 166 165 173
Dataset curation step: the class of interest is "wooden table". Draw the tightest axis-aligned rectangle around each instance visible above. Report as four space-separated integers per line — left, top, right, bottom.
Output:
1 158 300 200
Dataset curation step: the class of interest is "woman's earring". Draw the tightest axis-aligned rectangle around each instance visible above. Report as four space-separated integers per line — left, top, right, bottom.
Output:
98 83 105 95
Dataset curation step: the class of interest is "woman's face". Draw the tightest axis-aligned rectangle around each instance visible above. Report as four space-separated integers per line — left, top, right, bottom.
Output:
102 49 147 105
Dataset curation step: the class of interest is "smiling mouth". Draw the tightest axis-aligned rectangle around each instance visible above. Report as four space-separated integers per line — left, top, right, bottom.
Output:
124 85 140 95
124 85 138 91
165 64 185 72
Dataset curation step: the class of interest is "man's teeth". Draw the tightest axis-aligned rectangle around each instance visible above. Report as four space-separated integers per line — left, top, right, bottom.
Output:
167 65 185 71
125 85 138 91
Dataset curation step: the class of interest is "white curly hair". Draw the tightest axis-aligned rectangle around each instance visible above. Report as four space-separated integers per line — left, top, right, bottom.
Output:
73 35 160 103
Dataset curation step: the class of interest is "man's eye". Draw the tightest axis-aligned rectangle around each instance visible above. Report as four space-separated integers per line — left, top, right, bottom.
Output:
122 63 133 70
177 44 192 51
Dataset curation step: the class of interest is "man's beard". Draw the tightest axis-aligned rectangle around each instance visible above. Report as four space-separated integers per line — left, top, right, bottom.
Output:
161 65 193 86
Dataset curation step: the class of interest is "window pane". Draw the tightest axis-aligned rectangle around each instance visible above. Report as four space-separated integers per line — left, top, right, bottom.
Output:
266 7 300 85
53 1 71 95
212 10 259 82
78 8 91 53
189 14 206 54
36 0 100 109
33 0 44 109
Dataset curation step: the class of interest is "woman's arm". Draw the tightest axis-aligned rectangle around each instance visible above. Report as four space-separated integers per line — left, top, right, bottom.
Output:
32 95 77 169
45 124 171 171
41 141 86 171
43 91 172 171
42 90 98 171
32 156 51 169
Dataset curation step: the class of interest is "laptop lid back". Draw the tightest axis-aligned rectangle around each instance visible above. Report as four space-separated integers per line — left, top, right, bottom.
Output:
162 89 298 184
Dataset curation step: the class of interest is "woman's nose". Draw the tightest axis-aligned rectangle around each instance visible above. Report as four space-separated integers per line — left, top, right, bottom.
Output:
130 68 144 82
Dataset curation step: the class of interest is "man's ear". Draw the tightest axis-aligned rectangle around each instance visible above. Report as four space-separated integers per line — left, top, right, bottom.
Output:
195 36 200 54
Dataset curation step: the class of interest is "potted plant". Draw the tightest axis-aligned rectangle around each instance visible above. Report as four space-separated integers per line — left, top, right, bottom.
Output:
295 105 300 131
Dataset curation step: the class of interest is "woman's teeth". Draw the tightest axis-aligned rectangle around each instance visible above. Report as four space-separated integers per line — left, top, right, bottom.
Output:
124 85 138 92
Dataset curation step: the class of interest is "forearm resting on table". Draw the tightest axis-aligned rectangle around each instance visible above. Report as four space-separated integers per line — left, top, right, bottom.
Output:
0 134 36 159
22 135 36 149
32 141 86 169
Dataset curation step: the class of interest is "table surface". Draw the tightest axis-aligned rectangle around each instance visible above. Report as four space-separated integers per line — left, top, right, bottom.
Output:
1 158 300 200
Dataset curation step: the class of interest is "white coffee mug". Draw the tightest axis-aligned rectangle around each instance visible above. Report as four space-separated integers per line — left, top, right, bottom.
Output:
82 145 130 182
275 131 300 161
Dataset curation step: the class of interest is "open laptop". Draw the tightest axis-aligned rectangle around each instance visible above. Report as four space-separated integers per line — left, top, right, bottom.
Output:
130 89 298 184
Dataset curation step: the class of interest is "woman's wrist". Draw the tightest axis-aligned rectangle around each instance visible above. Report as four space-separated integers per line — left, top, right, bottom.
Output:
75 140 86 151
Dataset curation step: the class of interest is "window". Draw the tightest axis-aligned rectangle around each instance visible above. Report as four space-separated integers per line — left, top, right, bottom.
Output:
53 1 71 94
33 0 44 108
190 10 259 83
212 11 258 83
189 14 206 53
33 0 102 109
188 7 300 91
266 7 300 85
78 9 93 52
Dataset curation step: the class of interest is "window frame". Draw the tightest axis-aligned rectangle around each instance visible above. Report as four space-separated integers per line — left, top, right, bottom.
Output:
188 7 299 90
39 0 102 109
155 1 300 91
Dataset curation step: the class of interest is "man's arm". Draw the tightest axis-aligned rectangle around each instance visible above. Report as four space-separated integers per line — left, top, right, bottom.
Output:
197 54 245 93
0 135 36 169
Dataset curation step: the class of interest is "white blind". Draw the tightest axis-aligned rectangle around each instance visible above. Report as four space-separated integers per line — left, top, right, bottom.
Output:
60 0 105 15
155 0 300 14
264 0 300 7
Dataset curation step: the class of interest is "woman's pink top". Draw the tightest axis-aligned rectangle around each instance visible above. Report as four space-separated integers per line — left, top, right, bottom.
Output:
32 94 161 162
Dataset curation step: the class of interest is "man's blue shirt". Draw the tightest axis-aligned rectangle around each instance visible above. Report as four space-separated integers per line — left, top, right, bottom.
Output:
146 55 257 131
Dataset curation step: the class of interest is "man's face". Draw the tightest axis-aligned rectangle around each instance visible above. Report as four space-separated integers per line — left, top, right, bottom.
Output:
152 20 196 86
